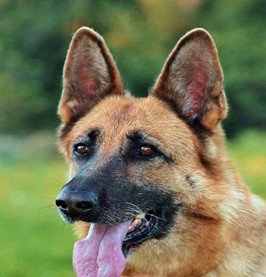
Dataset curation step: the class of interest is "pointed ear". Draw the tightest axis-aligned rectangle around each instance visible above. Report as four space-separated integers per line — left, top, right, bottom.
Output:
58 27 124 123
150 28 227 130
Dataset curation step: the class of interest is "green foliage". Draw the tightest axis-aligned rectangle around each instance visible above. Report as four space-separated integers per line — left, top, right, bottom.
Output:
228 131 266 196
195 0 266 136
0 0 265 136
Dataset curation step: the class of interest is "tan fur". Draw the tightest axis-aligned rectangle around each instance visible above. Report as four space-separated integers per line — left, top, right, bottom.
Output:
58 27 266 276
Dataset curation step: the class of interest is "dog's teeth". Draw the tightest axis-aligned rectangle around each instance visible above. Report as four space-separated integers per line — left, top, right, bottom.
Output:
128 219 141 233
132 218 141 226
134 213 145 220
127 226 135 233
128 214 146 233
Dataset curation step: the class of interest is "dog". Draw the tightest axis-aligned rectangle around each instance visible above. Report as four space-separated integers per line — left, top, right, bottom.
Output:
55 27 266 276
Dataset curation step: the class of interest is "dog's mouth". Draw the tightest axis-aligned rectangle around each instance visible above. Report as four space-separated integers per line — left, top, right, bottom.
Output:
72 211 159 276
122 211 157 258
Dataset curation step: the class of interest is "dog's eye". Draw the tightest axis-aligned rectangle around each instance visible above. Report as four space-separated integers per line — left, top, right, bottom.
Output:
138 145 157 157
74 144 89 155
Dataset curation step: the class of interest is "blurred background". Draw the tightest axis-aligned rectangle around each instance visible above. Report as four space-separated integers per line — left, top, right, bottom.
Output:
0 0 265 276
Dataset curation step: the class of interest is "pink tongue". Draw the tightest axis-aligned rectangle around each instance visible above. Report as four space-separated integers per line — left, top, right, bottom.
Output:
73 220 132 277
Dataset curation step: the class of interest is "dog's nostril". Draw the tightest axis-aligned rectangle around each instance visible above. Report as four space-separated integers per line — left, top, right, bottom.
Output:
55 190 98 216
77 201 94 211
55 199 68 210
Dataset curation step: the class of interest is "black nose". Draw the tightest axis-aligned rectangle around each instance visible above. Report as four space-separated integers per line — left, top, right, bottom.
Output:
55 186 98 217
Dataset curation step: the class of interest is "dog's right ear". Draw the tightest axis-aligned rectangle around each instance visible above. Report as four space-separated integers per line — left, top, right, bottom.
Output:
58 27 124 124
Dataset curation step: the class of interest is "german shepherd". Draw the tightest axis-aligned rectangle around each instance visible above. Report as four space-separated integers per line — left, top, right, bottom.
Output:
55 27 266 276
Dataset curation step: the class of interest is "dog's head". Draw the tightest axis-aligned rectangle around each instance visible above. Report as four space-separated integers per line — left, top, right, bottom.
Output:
56 27 235 275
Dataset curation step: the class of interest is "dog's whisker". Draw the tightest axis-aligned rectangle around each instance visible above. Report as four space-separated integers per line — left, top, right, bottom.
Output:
35 196 55 200
106 213 118 225
124 211 136 218
125 202 165 221
125 202 144 214
145 212 165 222
50 178 65 185
39 205 57 210
125 207 142 216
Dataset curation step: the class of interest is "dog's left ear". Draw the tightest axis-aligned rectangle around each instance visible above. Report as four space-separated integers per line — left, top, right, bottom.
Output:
58 27 124 124
150 28 227 130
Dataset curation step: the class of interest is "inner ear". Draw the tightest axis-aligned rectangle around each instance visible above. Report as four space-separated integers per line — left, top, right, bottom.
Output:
151 28 227 130
58 27 124 124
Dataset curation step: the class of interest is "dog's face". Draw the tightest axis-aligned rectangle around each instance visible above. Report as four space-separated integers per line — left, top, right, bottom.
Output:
56 27 231 274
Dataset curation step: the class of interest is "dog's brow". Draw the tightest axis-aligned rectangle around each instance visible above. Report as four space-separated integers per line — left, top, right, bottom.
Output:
127 131 145 143
127 130 159 146
126 131 173 162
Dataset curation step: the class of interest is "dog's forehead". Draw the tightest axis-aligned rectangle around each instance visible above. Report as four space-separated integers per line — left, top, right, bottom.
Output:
71 95 190 140
63 95 197 160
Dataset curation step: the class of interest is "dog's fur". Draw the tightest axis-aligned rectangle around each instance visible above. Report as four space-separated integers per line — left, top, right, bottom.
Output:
57 27 266 276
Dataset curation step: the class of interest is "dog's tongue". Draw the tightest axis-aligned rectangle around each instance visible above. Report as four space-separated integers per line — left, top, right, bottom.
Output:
73 220 132 277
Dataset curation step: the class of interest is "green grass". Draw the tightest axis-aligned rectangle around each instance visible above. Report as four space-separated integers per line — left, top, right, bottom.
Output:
0 159 74 276
0 131 265 276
